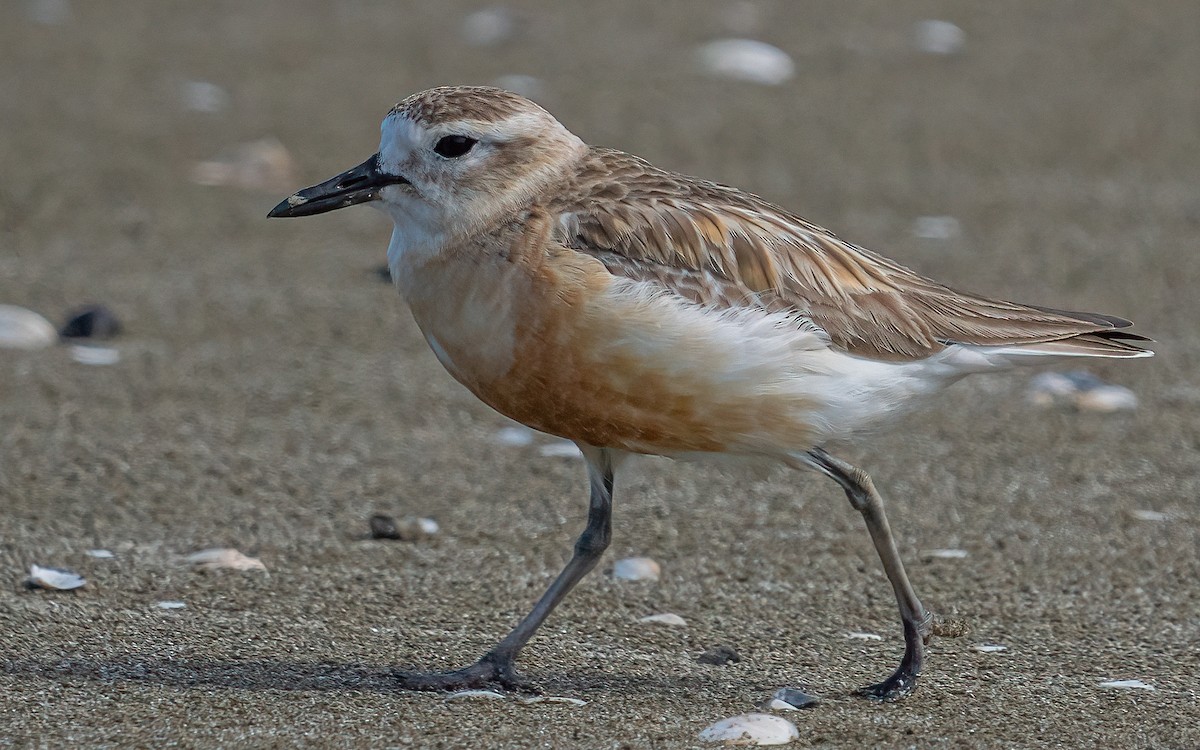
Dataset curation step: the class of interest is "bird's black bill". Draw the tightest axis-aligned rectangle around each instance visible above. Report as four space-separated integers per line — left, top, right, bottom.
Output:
268 154 408 218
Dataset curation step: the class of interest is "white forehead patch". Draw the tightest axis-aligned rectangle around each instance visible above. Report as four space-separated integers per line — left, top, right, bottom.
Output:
378 113 424 172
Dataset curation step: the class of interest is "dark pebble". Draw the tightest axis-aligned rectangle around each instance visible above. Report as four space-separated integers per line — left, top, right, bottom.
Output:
697 645 741 666
60 304 121 339
369 514 402 539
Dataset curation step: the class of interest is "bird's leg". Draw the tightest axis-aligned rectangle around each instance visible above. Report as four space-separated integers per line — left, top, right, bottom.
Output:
397 445 616 693
806 447 936 702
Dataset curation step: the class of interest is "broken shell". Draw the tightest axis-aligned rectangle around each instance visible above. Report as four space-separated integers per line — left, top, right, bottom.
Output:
0 305 58 350
697 39 795 86
845 631 883 641
924 548 969 559
697 645 741 666
913 19 966 55
445 689 506 702
85 549 115 559
974 644 1007 653
69 345 120 366
1027 371 1138 412
638 613 687 627
1129 509 1170 522
27 564 86 591
612 556 661 581
185 548 267 571
699 713 799 745
156 600 187 610
762 686 819 710
1099 679 1154 691
516 695 587 707
369 514 439 540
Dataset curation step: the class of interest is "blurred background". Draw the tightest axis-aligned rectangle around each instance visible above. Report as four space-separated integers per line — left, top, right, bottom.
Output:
1 1 1197 747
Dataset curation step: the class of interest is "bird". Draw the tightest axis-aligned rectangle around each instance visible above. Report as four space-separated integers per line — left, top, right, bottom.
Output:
269 85 1151 703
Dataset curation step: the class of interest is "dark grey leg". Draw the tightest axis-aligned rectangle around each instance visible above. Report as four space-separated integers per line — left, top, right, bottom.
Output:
397 445 616 692
806 447 935 701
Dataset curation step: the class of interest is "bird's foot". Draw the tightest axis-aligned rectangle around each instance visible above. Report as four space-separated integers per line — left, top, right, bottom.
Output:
395 653 539 694
855 667 919 702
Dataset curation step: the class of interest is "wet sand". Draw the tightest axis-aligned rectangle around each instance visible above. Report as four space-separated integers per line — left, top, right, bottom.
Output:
1 2 1197 747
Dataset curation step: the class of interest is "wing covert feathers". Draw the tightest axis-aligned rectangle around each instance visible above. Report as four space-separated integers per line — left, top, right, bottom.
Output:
552 148 1151 362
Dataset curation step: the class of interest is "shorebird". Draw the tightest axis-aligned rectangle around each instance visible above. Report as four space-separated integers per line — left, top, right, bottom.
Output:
269 86 1151 703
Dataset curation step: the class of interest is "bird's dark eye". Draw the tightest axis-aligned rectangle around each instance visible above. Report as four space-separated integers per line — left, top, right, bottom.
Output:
433 135 478 158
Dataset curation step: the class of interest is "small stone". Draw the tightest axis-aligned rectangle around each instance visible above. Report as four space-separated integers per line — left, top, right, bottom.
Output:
638 613 687 627
156 600 187 610
1129 509 1170 522
185 548 267 571
699 713 799 745
0 305 58 350
924 548 969 559
60 304 121 339
26 564 86 591
369 514 439 541
913 20 966 55
974 644 1007 653
845 632 883 641
696 39 795 86
85 549 115 559
612 556 661 582
1099 679 1154 691
697 645 741 666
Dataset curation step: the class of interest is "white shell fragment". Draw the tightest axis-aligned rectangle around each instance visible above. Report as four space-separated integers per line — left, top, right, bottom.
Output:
913 20 966 55
461 7 517 47
185 548 267 571
912 215 961 240
27 564 86 591
974 644 1008 653
86 549 115 559
156 600 187 610
845 631 883 641
495 425 535 446
612 556 661 582
69 345 120 366
763 687 819 710
445 689 507 702
538 441 582 459
925 548 970 559
181 80 230 113
1027 371 1138 413
191 138 296 192
699 713 799 746
1129 509 1171 522
638 613 687 627
0 305 58 350
516 695 587 707
697 39 795 86
1099 679 1155 691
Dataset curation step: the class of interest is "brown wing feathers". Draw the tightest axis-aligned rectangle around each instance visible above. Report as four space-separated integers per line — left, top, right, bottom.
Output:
555 148 1150 362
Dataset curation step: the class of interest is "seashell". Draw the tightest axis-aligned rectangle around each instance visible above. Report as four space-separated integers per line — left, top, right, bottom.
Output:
0 305 58 350
697 645 741 666
181 80 229 113
699 713 799 745
369 514 439 540
495 425 535 447
913 20 966 55
974 644 1007 653
156 600 187 610
191 138 296 192
1027 371 1138 413
912 215 961 240
60 304 121 340
762 686 819 710
697 39 795 86
445 689 507 702
1075 385 1139 413
924 548 969 559
69 345 120 366
516 695 587 706
538 441 582 458
461 7 517 47
638 613 687 627
86 549 115 559
1098 679 1154 691
1129 509 1170 522
612 556 661 581
185 548 267 571
27 564 86 590
845 632 883 641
